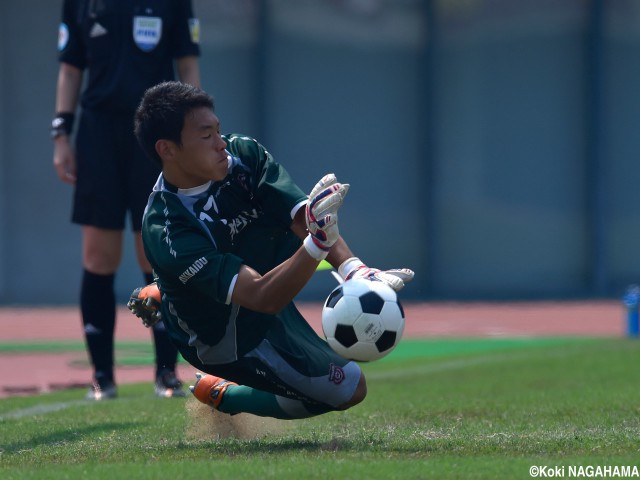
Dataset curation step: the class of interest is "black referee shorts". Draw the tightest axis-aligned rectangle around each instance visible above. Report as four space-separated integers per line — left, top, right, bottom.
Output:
72 108 160 231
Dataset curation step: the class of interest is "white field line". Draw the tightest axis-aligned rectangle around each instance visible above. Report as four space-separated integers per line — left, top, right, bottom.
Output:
365 346 575 381
0 400 90 421
365 355 503 381
0 347 576 421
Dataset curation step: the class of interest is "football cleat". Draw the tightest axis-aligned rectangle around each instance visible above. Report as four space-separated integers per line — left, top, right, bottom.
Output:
127 283 162 327
189 372 237 409
86 380 117 401
155 369 186 398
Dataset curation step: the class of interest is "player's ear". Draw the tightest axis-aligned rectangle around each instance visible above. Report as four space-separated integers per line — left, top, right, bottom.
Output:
155 139 175 163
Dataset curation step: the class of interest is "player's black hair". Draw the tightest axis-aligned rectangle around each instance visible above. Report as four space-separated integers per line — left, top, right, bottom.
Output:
134 81 215 167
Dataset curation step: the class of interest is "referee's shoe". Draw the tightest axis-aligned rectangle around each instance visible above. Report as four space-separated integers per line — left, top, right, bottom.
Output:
155 369 186 398
86 378 117 401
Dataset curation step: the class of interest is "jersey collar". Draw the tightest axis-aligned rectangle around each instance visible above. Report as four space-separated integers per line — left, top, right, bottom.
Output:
161 176 212 196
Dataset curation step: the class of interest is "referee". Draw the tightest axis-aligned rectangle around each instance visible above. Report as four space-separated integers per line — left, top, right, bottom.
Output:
51 0 201 400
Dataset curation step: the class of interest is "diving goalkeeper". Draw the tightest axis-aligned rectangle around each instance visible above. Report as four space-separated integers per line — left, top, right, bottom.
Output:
128 81 414 419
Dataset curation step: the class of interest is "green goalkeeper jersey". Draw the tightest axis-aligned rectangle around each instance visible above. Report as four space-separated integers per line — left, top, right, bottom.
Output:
141 134 308 367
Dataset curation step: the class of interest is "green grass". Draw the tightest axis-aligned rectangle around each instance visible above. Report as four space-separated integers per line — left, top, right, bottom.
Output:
1 338 639 479
0 341 188 366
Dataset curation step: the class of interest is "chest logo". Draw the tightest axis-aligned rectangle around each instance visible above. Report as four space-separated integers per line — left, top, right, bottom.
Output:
133 16 162 52
89 22 108 38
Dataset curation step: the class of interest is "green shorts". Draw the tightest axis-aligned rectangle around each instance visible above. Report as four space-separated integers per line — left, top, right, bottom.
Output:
198 305 361 409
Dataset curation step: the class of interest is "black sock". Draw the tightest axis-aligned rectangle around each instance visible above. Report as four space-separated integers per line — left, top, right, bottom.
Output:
152 323 178 376
144 272 179 376
81 270 116 384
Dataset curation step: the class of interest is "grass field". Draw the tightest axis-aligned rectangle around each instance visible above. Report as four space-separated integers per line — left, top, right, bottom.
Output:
1 337 639 479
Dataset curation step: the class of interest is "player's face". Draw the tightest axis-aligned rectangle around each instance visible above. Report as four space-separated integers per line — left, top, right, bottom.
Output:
174 107 228 185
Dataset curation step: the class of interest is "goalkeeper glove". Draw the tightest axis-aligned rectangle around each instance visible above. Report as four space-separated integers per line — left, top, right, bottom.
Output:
338 257 414 292
304 173 349 260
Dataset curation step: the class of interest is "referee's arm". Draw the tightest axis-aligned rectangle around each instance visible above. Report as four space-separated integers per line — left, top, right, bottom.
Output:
55 62 82 113
52 62 83 184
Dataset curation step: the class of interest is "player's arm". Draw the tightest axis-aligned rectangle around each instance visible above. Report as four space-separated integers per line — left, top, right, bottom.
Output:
176 56 201 88
232 174 348 314
291 207 355 271
231 248 319 314
290 181 415 292
52 62 83 184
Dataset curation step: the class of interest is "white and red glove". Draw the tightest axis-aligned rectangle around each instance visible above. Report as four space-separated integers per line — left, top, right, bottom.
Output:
338 257 414 292
304 173 349 261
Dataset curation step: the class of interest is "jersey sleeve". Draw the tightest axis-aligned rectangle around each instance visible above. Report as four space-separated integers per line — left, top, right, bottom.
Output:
58 0 86 69
169 0 201 59
143 199 242 305
164 244 242 305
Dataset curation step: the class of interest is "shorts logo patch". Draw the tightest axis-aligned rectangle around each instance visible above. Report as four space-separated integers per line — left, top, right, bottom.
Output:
58 22 69 51
133 16 162 52
329 363 345 384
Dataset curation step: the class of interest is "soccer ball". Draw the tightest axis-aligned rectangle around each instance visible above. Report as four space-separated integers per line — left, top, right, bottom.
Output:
322 278 405 362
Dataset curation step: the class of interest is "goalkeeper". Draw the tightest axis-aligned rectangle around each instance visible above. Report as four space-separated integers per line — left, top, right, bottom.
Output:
129 81 414 419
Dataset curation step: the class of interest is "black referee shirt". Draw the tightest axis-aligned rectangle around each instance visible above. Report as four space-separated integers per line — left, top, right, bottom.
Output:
58 0 200 112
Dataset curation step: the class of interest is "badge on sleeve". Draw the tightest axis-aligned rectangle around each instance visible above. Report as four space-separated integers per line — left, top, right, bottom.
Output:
58 22 69 51
133 16 162 52
188 18 200 44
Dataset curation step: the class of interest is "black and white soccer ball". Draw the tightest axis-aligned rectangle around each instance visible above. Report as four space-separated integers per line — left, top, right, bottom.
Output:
322 278 405 362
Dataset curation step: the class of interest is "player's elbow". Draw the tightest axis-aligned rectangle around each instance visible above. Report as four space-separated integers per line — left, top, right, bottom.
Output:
260 302 286 316
245 291 288 315
252 286 292 315
233 266 294 314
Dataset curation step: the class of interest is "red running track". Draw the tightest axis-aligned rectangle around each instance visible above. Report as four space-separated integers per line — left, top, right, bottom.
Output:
0 301 627 397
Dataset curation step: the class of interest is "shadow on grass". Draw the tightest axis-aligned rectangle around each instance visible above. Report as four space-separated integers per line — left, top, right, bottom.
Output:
173 436 366 454
1 421 139 454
